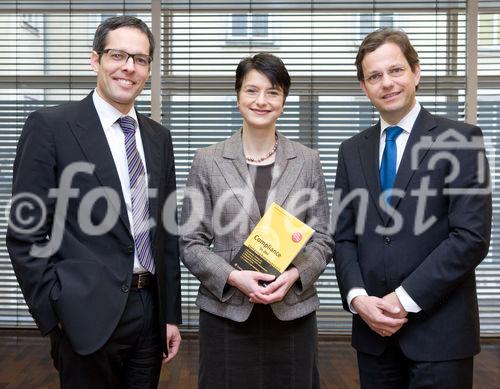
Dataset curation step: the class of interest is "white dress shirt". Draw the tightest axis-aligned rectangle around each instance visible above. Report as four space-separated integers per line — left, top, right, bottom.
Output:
347 101 422 314
92 90 148 274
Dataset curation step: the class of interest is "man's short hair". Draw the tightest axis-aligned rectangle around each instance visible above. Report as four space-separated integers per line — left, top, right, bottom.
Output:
355 27 420 82
93 15 155 58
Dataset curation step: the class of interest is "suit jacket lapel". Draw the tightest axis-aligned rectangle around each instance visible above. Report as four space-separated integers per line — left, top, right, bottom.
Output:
69 93 131 234
358 123 386 222
390 107 437 210
266 133 302 209
217 129 261 225
217 130 303 223
137 114 161 238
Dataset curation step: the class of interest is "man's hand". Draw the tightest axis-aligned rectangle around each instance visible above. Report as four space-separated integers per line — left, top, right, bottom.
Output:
227 270 275 297
382 292 408 319
249 267 299 304
352 295 408 337
162 324 181 364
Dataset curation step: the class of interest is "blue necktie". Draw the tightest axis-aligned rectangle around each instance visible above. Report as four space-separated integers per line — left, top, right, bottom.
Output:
380 126 404 201
118 116 155 274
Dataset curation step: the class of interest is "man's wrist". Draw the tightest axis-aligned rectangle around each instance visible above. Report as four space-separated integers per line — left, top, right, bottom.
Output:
395 286 422 313
347 288 368 314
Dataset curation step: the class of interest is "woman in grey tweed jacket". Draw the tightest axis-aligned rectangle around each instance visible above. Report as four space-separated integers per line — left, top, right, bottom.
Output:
180 53 334 389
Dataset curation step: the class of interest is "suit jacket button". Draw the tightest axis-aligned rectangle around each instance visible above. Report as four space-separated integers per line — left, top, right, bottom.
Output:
384 236 391 245
127 245 134 254
122 284 129 293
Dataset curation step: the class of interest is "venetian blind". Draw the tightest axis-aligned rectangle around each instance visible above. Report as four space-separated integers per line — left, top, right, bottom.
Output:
477 0 500 335
158 0 488 334
1 0 499 336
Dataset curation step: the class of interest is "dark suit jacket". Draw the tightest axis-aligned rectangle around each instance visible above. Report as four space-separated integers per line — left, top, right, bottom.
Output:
6 92 182 355
332 107 491 361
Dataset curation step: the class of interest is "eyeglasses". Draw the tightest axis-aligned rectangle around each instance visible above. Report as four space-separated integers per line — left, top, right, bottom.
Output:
99 49 152 67
363 66 407 85
241 87 284 101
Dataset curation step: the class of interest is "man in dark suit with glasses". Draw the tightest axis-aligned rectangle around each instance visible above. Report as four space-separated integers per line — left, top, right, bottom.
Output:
6 15 181 388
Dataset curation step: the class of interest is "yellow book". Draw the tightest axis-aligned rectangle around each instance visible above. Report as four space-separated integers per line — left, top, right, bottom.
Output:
231 202 315 276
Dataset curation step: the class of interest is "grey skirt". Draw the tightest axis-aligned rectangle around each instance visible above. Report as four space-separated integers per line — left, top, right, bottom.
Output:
198 304 319 389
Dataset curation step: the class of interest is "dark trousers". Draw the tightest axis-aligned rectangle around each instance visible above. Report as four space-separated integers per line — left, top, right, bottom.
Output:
357 339 473 389
50 287 162 389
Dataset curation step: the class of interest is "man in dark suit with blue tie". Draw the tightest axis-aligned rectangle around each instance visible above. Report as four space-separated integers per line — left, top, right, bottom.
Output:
332 28 492 388
6 16 181 388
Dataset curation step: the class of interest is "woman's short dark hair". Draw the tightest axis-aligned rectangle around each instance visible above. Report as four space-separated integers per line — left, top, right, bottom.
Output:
355 27 419 82
235 53 291 99
93 15 155 58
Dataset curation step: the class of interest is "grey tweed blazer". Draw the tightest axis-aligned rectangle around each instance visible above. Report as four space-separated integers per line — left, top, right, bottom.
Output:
180 129 334 322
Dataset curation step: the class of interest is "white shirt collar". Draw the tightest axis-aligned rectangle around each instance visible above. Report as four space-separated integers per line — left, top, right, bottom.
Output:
92 88 138 130
380 101 421 137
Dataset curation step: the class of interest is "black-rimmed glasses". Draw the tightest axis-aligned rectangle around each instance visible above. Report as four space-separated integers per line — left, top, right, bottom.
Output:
99 49 152 67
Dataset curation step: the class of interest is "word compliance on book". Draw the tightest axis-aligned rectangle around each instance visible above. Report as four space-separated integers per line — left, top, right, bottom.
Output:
231 202 314 276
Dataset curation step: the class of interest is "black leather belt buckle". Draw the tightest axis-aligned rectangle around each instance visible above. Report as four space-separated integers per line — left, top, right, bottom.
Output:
132 273 151 289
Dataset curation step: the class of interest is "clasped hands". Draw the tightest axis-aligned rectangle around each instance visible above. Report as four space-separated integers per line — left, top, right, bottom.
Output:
227 267 300 305
352 292 408 338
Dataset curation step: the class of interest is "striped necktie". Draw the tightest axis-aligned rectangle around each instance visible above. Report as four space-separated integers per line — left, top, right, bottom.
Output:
118 115 155 274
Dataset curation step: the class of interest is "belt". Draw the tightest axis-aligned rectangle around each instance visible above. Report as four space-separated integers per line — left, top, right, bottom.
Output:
131 272 153 289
